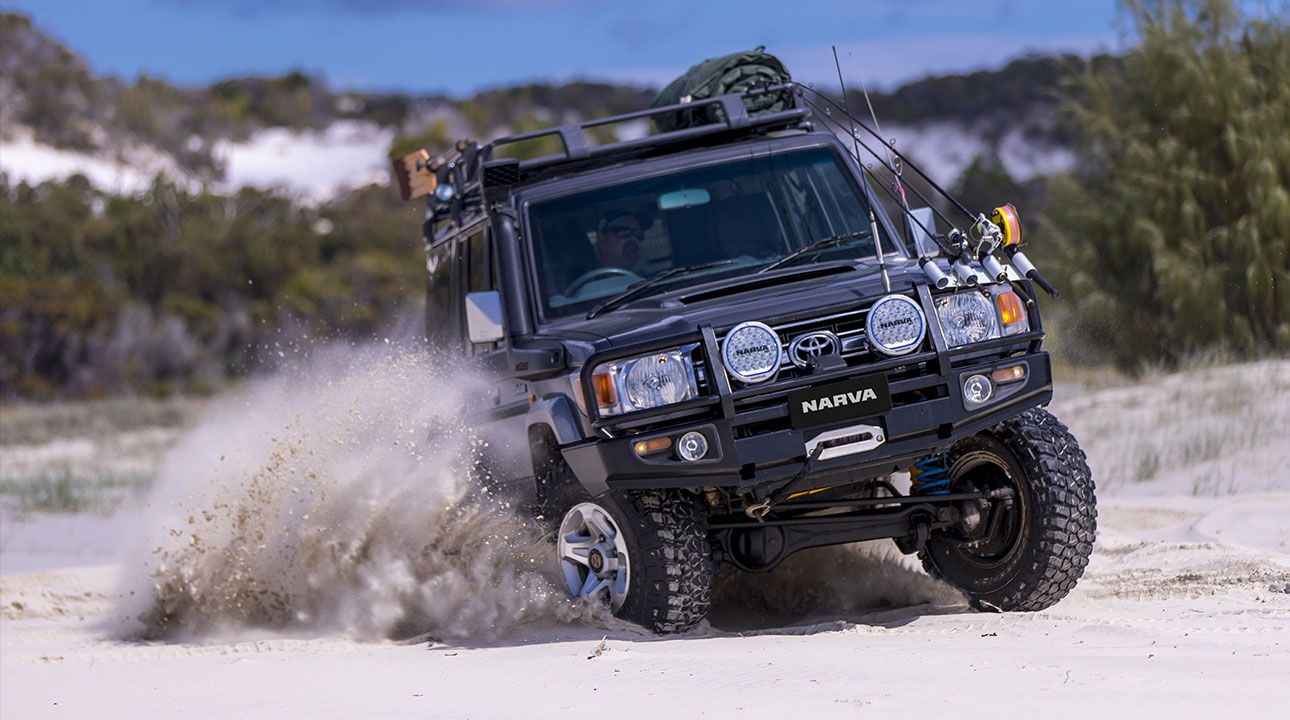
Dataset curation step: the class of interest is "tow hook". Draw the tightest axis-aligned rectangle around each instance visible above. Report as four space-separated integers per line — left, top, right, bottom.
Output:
745 446 826 521
744 499 773 522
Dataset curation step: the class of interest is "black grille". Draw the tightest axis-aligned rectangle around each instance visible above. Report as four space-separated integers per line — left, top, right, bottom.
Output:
711 299 939 438
769 305 875 378
715 303 882 384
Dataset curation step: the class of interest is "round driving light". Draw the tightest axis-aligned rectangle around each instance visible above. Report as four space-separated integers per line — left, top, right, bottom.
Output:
434 183 455 202
676 431 709 462
865 294 926 356
721 321 781 384
963 374 994 406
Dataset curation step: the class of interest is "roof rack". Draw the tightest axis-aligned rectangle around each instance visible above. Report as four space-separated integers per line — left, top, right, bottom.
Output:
485 83 804 172
393 84 806 206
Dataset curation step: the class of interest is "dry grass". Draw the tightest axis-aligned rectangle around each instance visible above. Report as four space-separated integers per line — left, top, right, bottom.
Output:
1052 359 1290 496
0 360 1284 516
0 396 204 515
0 396 204 445
0 465 152 514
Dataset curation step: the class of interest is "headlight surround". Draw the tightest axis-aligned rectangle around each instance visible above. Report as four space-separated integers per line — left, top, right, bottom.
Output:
935 291 1001 347
866 294 927 356
588 344 700 417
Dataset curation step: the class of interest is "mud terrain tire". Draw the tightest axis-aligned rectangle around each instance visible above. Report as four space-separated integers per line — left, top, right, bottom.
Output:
556 485 715 634
610 490 715 633
920 407 1096 611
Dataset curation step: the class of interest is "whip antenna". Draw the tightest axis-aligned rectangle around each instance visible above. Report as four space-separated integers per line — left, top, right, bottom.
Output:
833 45 890 293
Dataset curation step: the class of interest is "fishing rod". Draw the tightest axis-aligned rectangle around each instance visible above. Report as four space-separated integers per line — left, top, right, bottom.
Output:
797 83 977 224
833 46 891 293
796 81 1061 298
798 93 975 288
798 96 943 243
802 93 1021 293
850 50 914 224
794 91 960 244
806 79 1039 290
842 52 987 291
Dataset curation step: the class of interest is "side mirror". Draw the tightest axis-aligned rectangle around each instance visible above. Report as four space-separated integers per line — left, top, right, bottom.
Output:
465 291 505 344
907 207 938 257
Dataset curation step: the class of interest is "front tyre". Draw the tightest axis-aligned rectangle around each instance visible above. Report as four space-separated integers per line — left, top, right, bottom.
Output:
921 407 1097 611
557 491 714 633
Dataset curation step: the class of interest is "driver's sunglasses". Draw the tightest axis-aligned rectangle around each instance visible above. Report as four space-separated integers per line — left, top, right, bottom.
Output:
606 225 644 241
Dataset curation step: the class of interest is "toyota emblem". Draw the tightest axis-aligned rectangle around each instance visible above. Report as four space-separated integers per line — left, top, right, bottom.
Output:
788 331 841 368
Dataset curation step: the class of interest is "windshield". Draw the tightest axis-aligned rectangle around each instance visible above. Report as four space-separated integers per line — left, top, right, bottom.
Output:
527 146 901 320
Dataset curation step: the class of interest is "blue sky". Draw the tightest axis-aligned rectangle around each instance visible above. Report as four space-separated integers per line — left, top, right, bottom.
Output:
3 0 1124 94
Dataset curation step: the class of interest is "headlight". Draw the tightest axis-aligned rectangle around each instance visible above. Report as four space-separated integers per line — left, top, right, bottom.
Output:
866 294 927 356
588 344 699 417
935 292 1000 347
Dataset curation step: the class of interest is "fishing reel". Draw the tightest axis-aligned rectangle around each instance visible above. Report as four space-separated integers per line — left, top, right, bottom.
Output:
970 204 1021 253
967 205 1016 283
992 204 1022 247
925 203 1058 302
973 204 1060 299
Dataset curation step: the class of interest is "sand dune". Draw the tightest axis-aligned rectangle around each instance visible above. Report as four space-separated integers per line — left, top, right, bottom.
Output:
2 360 1288 718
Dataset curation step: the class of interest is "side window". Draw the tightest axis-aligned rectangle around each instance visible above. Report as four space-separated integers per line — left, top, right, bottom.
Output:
425 239 461 354
467 230 491 294
463 229 500 355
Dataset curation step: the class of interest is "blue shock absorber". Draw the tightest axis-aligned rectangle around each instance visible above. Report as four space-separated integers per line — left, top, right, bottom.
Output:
909 453 952 495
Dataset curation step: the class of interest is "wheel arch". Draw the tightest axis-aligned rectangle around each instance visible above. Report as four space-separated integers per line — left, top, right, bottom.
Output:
526 394 583 446
527 417 598 513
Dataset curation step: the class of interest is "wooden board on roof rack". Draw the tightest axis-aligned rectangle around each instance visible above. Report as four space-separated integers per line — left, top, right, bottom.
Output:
393 141 473 202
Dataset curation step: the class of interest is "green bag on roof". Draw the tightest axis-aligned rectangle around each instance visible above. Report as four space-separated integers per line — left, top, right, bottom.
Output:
649 47 794 132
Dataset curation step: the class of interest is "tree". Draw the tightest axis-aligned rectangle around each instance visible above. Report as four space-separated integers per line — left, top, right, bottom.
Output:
1038 0 1289 368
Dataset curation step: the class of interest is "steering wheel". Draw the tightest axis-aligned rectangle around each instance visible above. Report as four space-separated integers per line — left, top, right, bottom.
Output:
565 267 642 297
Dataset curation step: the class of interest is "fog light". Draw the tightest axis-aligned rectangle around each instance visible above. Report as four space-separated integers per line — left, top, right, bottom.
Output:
991 364 1026 385
963 374 994 406
633 437 673 457
676 431 709 462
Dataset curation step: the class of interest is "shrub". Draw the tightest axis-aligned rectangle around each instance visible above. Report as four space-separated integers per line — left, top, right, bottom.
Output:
1038 0 1289 369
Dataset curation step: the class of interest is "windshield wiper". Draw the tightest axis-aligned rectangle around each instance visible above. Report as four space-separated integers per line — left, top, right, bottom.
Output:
757 230 873 274
586 260 738 319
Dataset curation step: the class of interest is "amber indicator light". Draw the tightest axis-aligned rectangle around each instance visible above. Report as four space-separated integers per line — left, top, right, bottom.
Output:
592 372 617 409
996 291 1025 327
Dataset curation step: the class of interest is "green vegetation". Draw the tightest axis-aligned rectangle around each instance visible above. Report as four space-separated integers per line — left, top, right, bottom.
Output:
0 13 102 151
0 396 190 514
2 3 1287 398
0 176 423 399
1038 0 1289 369
1054 359 1290 495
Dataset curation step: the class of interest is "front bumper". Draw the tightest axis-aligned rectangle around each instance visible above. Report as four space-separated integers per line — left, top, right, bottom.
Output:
563 340 1053 497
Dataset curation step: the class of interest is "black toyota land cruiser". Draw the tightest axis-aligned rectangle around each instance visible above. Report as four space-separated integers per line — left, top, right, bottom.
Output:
394 81 1096 633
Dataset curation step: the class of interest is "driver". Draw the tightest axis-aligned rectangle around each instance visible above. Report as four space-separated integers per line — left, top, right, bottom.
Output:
593 210 650 271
